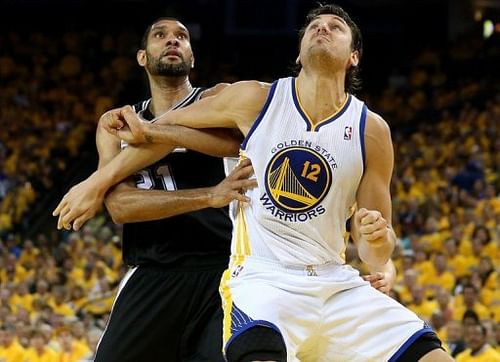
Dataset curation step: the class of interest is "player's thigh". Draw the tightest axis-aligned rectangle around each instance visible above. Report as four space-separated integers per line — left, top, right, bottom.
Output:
220 268 314 362
322 283 440 361
182 269 226 362
95 267 193 361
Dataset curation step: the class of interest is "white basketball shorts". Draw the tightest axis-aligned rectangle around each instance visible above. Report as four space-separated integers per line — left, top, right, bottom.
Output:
220 256 433 362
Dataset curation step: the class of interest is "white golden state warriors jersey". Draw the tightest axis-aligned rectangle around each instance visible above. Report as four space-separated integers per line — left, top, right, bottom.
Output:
234 77 368 265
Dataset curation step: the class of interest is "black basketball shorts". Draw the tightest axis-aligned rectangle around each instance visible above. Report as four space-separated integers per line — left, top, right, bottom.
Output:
94 264 226 362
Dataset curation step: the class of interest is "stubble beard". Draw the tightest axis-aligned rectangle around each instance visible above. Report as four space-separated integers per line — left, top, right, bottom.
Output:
147 53 191 77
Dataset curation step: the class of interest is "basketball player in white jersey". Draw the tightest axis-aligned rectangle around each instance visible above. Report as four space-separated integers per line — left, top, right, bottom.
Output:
55 4 453 361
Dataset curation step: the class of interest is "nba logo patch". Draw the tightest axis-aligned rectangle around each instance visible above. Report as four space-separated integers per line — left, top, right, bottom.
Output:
344 126 352 140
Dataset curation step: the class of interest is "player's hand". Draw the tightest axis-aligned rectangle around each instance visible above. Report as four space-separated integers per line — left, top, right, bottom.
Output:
118 105 148 144
102 106 149 145
52 175 106 231
100 108 125 134
362 272 392 294
355 208 389 247
208 158 258 208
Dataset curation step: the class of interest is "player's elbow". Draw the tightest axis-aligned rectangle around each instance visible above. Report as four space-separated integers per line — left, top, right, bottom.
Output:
221 130 243 157
223 139 241 157
104 193 126 224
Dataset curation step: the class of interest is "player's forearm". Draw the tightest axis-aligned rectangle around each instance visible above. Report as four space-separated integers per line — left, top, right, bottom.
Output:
92 142 175 193
144 125 241 156
356 228 396 267
104 186 214 224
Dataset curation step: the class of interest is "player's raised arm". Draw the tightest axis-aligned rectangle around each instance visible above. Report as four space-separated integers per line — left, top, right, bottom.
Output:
351 111 396 267
104 81 270 144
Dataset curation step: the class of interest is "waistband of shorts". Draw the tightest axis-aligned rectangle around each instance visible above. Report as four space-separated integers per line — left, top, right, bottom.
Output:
230 255 347 276
131 254 229 271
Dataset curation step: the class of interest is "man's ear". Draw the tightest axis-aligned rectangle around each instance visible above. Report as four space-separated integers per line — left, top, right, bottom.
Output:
137 49 147 67
348 50 359 68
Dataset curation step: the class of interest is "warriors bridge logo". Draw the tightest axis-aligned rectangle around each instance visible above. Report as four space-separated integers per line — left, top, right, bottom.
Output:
262 147 332 221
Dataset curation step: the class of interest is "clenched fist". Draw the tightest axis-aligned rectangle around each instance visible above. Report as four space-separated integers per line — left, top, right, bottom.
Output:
355 208 389 247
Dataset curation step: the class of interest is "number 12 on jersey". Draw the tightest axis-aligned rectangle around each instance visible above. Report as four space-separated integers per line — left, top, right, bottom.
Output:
135 164 177 191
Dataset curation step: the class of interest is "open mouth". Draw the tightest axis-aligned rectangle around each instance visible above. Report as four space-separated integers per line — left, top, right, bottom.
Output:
314 34 330 42
162 49 182 59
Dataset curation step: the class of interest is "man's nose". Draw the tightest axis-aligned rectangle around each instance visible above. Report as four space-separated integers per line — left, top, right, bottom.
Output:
165 35 179 46
316 23 329 34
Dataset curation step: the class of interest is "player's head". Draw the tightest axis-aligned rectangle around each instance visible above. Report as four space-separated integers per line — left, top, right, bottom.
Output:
297 4 363 93
137 17 194 77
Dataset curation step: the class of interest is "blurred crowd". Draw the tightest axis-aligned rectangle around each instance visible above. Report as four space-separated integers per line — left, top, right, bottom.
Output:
350 37 500 360
0 27 499 361
0 29 139 361
0 30 138 236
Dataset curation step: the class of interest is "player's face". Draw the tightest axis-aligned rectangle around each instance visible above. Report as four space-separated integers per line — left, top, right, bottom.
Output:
299 14 358 72
143 20 194 76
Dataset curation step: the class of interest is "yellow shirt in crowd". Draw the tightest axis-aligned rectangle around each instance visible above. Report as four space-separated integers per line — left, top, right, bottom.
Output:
456 345 500 362
58 342 91 362
24 347 59 362
0 341 26 362
453 303 491 321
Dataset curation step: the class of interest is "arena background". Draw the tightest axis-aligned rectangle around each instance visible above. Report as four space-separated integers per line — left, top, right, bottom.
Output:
0 0 499 360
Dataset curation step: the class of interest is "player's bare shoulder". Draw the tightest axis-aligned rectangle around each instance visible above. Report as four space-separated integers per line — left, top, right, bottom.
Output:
228 80 271 104
201 81 270 102
209 81 271 134
233 81 271 133
364 110 394 169
200 83 231 99
365 110 392 145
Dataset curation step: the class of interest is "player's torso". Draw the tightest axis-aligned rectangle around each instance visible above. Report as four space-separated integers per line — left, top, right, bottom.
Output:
237 77 366 265
122 89 232 267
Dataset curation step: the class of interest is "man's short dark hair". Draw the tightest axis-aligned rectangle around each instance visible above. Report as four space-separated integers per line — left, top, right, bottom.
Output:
297 3 363 93
140 17 184 50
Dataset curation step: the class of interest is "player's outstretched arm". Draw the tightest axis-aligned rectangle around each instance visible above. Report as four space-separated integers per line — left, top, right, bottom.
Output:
52 118 176 230
352 111 396 267
103 81 270 144
105 158 257 224
142 126 242 157
52 82 247 230
53 125 243 230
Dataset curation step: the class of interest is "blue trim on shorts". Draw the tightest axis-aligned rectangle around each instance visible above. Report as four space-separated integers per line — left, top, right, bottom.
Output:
224 320 283 356
240 80 279 151
388 326 434 362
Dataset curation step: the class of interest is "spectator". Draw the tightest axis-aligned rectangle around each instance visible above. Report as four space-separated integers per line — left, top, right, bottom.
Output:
456 323 500 361
444 321 466 357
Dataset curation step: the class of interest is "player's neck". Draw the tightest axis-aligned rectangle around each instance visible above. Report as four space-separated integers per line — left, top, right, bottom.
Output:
149 76 193 116
296 71 348 124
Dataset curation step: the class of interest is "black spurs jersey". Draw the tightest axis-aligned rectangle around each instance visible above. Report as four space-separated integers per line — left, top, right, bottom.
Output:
122 88 232 267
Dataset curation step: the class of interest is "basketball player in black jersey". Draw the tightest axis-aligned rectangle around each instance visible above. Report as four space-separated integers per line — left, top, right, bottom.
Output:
55 18 255 361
